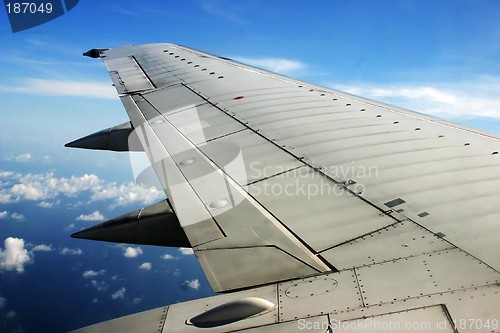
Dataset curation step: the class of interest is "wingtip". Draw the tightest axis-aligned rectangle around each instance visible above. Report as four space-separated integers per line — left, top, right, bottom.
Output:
70 225 101 240
70 230 84 239
64 140 78 148
83 48 109 58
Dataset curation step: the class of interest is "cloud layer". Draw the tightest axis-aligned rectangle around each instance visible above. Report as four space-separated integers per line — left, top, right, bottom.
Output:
0 78 117 100
0 170 165 208
233 56 307 75
0 211 24 221
4 153 32 163
0 238 83 274
330 76 500 120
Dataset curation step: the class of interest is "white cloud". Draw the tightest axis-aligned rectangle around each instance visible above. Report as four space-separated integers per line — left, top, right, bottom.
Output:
139 262 151 270
0 211 25 221
10 212 25 222
123 246 143 258
64 223 76 231
83 269 105 278
90 183 164 208
0 171 14 178
182 279 201 290
0 192 14 204
161 253 174 260
76 211 105 222
83 270 98 278
0 78 117 100
111 287 126 300
38 201 56 208
329 76 500 120
92 298 99 304
17 153 32 162
234 56 307 75
0 170 164 208
32 244 52 252
0 296 6 308
0 237 31 273
7 172 100 201
132 297 142 305
178 247 194 255
89 280 109 291
60 247 82 255
5 310 16 318
4 153 32 163
200 0 247 24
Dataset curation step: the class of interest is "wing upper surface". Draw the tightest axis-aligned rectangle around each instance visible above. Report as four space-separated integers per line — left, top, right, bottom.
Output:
96 43 499 294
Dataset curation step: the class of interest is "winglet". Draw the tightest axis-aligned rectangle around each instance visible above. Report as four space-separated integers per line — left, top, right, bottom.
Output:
71 200 191 247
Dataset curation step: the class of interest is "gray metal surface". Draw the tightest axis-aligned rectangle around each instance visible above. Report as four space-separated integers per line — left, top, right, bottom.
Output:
70 306 168 333
333 306 455 333
162 285 278 332
247 166 397 252
72 43 500 332
105 56 155 93
321 219 454 269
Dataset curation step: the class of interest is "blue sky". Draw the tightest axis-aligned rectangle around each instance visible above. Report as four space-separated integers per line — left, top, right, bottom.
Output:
1 1 499 332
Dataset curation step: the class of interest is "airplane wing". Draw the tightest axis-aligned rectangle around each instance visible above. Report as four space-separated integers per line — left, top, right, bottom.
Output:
68 43 500 332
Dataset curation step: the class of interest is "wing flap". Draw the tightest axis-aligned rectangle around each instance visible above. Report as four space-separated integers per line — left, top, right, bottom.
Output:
321 220 455 269
196 246 318 292
118 90 330 291
246 166 399 252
